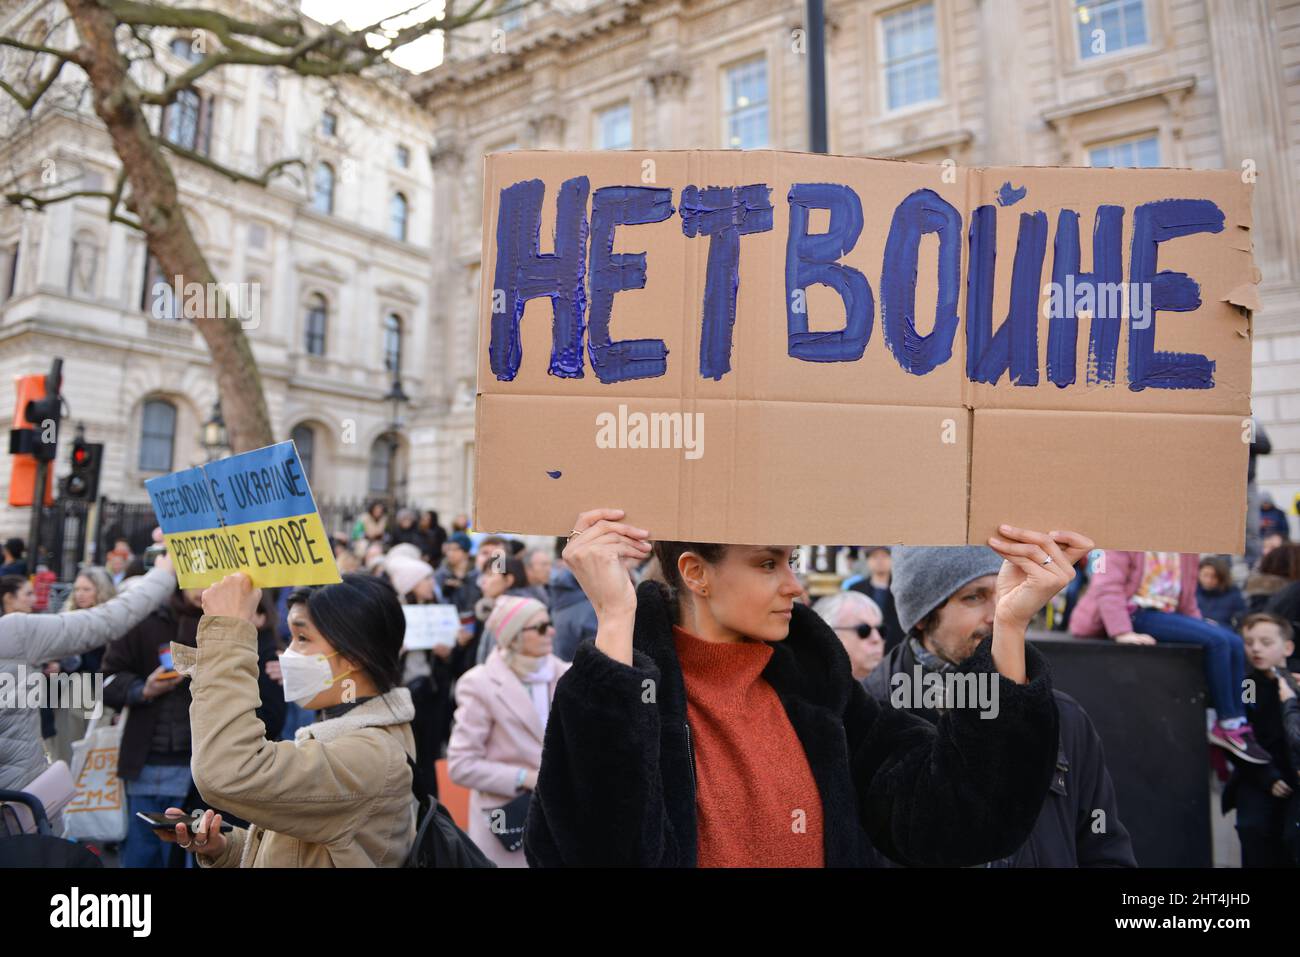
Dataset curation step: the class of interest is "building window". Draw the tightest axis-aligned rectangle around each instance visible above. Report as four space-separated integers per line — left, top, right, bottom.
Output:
498 5 524 32
312 162 335 215
164 88 199 150
368 435 398 494
304 293 328 356
880 2 941 112
320 110 337 137
390 192 409 241
383 314 402 374
162 88 214 156
141 252 179 319
395 143 410 168
139 399 177 472
291 424 315 483
1089 134 1160 168
1074 0 1148 60
170 34 203 63
595 102 632 150
723 57 768 149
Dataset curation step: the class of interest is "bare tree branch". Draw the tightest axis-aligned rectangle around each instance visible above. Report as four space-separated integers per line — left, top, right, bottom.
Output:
156 136 305 188
0 35 85 62
103 0 307 48
0 53 74 111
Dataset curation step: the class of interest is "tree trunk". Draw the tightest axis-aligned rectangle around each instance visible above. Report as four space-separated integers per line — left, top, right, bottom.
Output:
65 0 274 454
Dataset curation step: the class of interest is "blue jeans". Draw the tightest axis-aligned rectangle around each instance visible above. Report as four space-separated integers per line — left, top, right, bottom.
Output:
1131 608 1246 721
123 764 193 868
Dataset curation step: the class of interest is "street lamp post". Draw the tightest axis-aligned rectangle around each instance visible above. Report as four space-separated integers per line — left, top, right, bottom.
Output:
806 0 828 154
383 377 410 502
200 399 228 462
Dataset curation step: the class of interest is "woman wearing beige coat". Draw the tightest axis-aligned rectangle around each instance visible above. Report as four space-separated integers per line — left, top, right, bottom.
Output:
448 595 569 867
165 573 417 867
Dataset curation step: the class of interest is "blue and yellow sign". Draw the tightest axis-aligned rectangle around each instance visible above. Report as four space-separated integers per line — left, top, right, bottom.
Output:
145 441 341 589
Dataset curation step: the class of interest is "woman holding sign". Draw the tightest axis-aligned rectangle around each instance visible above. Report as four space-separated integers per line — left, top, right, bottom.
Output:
164 573 417 867
523 509 1091 867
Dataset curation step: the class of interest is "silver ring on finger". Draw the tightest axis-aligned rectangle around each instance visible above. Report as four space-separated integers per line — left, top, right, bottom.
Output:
568 528 582 541
1042 556 1053 566
178 839 193 849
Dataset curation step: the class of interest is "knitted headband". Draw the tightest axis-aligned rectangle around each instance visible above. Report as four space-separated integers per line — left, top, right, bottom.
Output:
486 595 547 650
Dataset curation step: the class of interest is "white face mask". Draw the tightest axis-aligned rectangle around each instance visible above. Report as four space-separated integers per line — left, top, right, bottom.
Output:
279 647 351 706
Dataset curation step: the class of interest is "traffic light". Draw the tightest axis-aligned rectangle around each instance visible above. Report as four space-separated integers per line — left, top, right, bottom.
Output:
63 429 102 502
8 369 55 506
23 358 62 462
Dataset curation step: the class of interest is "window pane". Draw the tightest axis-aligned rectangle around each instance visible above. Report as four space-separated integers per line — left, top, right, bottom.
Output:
1089 135 1159 168
305 296 327 355
166 89 201 150
724 58 768 149
1075 0 1149 59
881 2 939 111
291 425 314 483
313 164 334 214
139 400 176 472
384 314 402 373
368 438 393 493
390 193 408 241
596 103 632 150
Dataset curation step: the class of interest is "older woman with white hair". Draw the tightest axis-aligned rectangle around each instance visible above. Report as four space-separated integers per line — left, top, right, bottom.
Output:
812 590 886 681
447 595 569 866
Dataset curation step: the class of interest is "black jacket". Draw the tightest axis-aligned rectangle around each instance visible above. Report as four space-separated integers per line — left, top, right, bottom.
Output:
102 594 201 781
524 580 1059 867
864 638 1136 867
1223 667 1300 812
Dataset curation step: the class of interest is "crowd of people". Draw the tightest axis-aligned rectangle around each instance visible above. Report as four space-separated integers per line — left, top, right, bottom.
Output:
1 495 1298 869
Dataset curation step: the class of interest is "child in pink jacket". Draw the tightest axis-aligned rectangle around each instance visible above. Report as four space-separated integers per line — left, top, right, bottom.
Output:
1071 550 1269 765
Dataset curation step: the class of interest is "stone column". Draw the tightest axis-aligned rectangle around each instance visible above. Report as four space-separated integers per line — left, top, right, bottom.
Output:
977 0 1032 165
648 61 690 150
1205 2 1298 287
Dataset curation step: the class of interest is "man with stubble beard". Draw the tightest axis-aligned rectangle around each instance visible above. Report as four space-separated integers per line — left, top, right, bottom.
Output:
864 545 1136 868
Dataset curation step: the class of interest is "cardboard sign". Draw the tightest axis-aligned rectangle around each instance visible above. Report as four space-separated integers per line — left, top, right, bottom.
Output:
145 441 341 589
401 604 463 651
474 151 1258 552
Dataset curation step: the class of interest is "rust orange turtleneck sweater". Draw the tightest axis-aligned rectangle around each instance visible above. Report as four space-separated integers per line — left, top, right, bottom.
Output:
672 624 824 867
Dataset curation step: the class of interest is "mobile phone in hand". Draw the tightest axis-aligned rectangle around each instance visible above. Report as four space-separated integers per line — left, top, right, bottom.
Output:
136 811 233 834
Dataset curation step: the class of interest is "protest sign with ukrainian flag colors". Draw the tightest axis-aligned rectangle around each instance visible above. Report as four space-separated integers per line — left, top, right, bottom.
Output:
145 441 341 589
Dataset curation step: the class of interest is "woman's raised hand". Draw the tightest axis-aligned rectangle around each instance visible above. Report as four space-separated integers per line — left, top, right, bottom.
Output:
987 526 1093 630
200 572 262 623
563 509 651 621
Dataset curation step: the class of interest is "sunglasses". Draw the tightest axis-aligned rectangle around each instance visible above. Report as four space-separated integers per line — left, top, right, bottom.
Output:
836 623 882 639
521 620 553 633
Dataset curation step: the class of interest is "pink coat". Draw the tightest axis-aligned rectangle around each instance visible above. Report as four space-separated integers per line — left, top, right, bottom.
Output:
447 648 570 867
1068 550 1202 639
